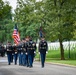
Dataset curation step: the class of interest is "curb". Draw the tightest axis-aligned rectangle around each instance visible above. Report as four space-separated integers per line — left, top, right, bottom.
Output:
46 62 76 68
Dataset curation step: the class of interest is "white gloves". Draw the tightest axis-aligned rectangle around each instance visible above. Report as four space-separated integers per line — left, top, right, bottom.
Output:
34 51 36 54
39 52 40 54
46 51 48 54
26 53 28 55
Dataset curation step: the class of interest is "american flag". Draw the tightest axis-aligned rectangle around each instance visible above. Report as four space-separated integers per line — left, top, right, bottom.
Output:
12 24 20 45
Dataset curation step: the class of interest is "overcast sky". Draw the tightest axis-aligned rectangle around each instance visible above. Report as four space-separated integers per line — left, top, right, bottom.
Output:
3 0 17 12
3 0 41 11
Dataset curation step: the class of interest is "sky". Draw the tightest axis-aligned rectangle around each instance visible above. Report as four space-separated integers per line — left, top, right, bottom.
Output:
3 0 17 12
3 0 41 12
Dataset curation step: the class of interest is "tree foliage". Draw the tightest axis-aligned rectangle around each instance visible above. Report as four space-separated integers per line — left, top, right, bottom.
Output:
0 0 76 59
14 0 76 60
0 0 13 43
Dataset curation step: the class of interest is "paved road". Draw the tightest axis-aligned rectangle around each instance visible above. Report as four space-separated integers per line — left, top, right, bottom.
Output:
0 57 76 75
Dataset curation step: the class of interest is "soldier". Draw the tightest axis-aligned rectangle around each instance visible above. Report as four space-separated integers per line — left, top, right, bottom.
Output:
11 47 14 63
38 37 48 68
0 43 5 57
13 44 18 65
24 37 30 67
6 42 13 65
21 38 26 66
17 41 23 66
27 37 36 68
22 38 31 66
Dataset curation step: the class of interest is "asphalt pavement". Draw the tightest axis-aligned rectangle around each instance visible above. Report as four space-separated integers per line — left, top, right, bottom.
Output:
0 57 76 75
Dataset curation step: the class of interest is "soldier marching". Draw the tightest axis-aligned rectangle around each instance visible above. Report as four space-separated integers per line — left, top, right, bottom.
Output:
38 37 48 68
27 37 36 68
5 36 48 68
6 42 13 65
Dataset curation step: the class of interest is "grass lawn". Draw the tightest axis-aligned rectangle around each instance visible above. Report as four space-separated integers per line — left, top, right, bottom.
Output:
35 49 76 66
46 59 76 66
36 49 76 59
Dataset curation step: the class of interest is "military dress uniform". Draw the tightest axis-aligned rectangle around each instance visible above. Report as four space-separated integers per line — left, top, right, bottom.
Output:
17 43 23 65
24 41 29 67
27 40 36 68
0 44 5 57
13 45 18 65
6 43 13 65
11 47 14 63
39 39 48 68
22 42 26 66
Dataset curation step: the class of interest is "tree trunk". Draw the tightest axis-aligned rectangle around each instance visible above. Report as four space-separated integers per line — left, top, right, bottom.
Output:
59 35 65 60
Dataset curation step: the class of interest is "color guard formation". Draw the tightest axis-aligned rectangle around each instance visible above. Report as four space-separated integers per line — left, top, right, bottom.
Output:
6 37 48 68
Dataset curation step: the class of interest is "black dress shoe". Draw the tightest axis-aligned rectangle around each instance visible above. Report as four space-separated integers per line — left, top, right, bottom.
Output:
8 63 11 65
42 65 44 68
29 65 33 68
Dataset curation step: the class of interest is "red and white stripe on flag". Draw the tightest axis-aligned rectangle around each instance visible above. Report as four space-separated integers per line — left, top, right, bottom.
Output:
12 26 20 45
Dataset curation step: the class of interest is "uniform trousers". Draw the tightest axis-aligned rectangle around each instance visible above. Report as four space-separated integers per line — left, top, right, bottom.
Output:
28 54 34 67
22 53 26 66
40 53 46 67
14 53 18 65
7 53 12 65
18 53 23 65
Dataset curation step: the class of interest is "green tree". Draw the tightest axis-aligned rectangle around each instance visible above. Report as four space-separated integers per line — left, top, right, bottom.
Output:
44 0 76 59
14 0 76 60
14 0 42 39
0 0 13 43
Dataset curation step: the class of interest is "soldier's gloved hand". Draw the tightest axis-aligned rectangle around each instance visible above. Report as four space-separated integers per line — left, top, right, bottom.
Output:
46 51 48 54
39 52 40 54
34 51 36 54
26 53 28 55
